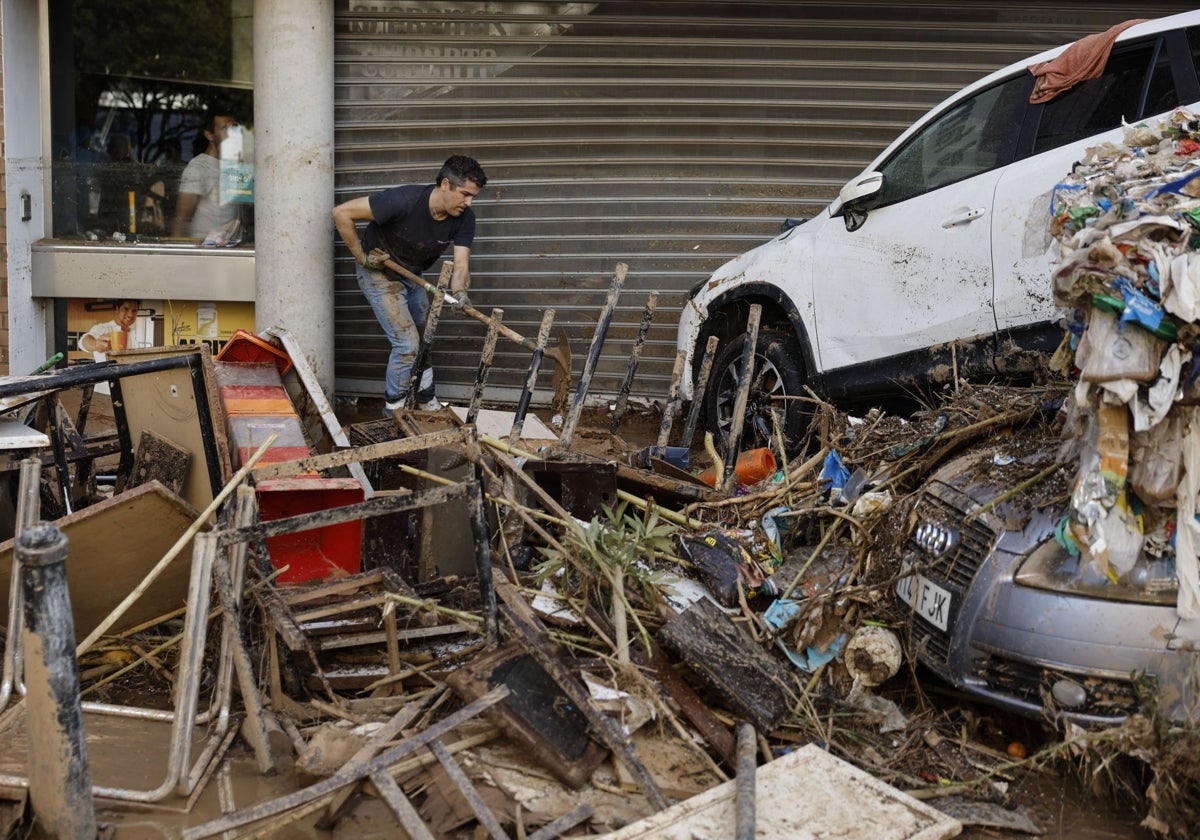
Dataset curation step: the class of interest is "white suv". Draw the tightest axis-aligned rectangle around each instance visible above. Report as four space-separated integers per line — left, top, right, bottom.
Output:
678 11 1200 447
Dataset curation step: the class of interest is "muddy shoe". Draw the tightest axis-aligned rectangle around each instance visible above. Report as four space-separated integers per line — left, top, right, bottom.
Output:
382 399 405 417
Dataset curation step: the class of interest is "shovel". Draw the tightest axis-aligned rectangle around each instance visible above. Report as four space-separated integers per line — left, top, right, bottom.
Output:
380 256 572 375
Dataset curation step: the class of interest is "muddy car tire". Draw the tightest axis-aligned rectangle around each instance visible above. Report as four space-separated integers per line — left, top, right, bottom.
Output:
703 329 807 451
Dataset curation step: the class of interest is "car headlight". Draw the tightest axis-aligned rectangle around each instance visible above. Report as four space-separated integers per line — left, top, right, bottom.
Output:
1015 538 1177 605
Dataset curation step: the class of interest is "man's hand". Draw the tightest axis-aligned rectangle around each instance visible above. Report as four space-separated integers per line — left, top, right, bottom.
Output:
451 290 472 312
360 248 391 271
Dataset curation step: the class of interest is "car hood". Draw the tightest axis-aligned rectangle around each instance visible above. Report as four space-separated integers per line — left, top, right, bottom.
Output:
923 432 1068 543
696 211 827 303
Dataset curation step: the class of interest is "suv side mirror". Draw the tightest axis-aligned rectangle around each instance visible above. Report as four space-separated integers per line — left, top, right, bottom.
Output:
829 171 884 219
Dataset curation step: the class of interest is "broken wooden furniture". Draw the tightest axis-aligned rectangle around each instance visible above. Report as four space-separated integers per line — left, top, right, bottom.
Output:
658 596 799 734
181 686 514 839
259 568 470 705
0 347 231 524
245 426 501 646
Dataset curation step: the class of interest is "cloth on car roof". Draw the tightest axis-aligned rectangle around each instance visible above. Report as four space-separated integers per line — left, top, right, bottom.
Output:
1029 18 1148 105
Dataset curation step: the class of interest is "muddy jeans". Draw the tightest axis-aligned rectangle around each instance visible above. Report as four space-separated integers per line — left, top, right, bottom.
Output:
356 264 435 404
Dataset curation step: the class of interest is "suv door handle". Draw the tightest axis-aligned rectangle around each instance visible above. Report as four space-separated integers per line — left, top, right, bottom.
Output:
942 208 986 228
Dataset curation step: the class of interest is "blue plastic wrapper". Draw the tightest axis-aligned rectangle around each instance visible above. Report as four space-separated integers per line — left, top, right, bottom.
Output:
763 597 802 632
821 450 850 493
1114 276 1165 333
775 632 846 672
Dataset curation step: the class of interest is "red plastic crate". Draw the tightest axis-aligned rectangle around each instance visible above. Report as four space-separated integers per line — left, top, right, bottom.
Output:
215 330 293 378
256 477 364 584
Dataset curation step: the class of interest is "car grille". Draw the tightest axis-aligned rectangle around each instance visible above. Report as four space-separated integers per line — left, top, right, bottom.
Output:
909 489 996 590
971 654 1142 718
905 488 997 666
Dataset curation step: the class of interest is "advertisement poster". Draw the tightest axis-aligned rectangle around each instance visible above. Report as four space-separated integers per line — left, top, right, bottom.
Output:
66 298 257 366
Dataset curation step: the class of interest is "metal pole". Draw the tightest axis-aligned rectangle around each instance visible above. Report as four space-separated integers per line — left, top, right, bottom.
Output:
610 291 658 433
20 522 97 840
0 458 42 711
559 263 628 448
735 721 757 840
721 305 761 495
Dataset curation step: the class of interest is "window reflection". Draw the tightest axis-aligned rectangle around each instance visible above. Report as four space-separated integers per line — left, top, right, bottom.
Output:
48 0 254 244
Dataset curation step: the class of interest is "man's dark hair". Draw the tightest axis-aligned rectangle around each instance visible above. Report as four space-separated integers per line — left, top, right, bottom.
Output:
203 107 236 133
436 155 487 189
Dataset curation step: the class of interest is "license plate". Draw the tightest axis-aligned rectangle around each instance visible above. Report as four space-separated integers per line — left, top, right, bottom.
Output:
896 564 953 632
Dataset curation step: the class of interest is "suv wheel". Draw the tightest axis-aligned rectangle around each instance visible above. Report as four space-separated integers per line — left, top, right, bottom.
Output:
702 329 807 451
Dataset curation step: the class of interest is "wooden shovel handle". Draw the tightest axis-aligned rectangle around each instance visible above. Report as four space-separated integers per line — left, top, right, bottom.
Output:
381 257 538 351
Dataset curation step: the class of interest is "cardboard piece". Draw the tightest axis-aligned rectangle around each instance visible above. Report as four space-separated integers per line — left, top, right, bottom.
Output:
600 743 961 839
0 481 199 641
113 345 233 512
448 406 558 442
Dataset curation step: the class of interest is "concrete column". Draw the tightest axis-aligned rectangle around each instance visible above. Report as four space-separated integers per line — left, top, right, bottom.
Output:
253 0 335 393
2 0 52 376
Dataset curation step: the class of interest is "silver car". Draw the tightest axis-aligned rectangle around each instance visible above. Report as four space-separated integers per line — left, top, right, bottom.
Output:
900 436 1200 725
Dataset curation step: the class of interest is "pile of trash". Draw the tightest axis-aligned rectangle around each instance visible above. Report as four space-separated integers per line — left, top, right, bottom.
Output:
1049 107 1200 617
3 288 1198 833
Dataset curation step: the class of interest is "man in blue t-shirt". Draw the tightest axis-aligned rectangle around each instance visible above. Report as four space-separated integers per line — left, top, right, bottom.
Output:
333 155 488 411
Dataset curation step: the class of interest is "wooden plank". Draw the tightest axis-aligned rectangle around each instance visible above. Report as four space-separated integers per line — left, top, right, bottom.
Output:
657 598 798 734
0 481 198 640
369 769 438 840
428 739 510 840
250 427 469 481
129 429 190 495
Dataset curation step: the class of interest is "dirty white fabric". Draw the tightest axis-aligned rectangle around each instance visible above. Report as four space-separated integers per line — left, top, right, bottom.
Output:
1130 345 1185 432
1174 408 1200 619
1166 251 1200 322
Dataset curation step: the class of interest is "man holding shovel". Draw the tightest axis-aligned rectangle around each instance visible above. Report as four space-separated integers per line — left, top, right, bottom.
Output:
333 154 488 412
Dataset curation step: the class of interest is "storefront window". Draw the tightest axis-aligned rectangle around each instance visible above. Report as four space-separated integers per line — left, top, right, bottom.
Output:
48 0 254 245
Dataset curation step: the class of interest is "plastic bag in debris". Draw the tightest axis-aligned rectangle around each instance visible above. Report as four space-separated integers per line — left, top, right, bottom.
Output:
775 631 846 673
1164 251 1200 321
1113 276 1169 334
1130 345 1187 432
760 505 791 552
762 547 854 640
820 450 850 495
676 530 779 607
1092 491 1145 578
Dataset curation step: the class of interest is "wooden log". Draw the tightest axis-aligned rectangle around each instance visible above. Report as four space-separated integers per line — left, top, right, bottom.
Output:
657 598 798 733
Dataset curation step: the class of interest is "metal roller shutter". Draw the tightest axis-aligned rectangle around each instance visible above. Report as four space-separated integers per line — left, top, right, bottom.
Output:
333 1 1197 405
